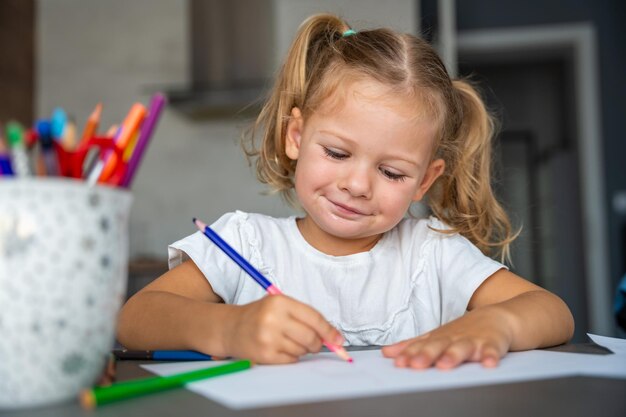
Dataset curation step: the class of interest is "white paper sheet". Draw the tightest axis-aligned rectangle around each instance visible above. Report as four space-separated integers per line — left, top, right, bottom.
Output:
142 339 626 410
588 332 626 354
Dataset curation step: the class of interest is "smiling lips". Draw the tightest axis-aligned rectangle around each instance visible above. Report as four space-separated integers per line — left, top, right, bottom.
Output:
329 199 368 216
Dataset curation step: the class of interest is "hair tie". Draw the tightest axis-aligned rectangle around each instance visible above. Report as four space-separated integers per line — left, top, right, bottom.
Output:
342 29 357 38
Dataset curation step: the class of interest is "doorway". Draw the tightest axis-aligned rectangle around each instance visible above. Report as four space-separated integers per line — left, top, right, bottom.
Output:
458 59 588 341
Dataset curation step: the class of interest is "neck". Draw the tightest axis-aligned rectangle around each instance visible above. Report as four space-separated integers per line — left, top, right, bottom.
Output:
296 217 382 256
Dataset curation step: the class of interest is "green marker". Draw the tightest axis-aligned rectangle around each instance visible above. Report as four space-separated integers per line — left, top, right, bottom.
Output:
6 121 30 176
80 359 252 408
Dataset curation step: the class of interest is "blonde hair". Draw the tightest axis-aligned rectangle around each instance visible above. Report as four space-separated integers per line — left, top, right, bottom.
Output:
243 13 517 262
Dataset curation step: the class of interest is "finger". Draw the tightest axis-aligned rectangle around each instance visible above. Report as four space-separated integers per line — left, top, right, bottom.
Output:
404 337 452 370
279 335 309 359
382 339 413 358
435 339 476 370
282 320 323 353
382 332 432 358
257 350 299 365
479 344 503 368
389 338 430 368
288 302 343 346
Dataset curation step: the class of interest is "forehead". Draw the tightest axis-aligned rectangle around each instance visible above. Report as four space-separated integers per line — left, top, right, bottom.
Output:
309 74 437 126
311 78 435 132
307 78 439 157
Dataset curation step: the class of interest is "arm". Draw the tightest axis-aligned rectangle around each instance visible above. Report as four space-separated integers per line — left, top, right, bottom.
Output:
382 269 574 369
117 260 344 363
466 269 574 351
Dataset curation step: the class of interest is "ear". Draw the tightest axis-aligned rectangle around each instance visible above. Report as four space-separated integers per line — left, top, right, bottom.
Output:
285 107 304 160
412 158 445 201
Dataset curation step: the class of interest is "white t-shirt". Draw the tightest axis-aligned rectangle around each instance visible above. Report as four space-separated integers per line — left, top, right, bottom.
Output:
168 211 505 346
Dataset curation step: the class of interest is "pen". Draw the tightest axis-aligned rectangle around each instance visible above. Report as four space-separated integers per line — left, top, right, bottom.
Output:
193 218 353 363
113 349 217 361
80 359 252 408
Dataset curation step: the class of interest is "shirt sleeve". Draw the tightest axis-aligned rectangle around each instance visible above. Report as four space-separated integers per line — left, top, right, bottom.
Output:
433 231 507 324
167 212 250 304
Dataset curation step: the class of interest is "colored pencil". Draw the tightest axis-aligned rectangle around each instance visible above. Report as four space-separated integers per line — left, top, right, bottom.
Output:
98 103 146 182
61 118 77 150
80 359 252 408
193 218 353 363
113 349 217 361
86 125 119 185
80 103 103 144
119 93 166 188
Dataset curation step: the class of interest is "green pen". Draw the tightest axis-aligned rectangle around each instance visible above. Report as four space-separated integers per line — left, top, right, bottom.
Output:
80 359 252 408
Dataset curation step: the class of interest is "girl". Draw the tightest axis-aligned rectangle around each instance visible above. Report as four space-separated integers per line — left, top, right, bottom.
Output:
117 14 574 369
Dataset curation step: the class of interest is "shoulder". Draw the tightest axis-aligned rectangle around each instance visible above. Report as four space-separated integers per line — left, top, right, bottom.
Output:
396 215 474 245
210 211 295 253
392 215 452 247
392 215 501 267
211 210 289 232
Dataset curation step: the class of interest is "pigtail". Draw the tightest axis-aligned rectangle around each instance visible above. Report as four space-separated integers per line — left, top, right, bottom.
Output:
429 79 518 263
242 14 350 205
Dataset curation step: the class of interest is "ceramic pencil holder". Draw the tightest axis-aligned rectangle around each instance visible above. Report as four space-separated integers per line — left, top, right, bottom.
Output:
0 178 132 409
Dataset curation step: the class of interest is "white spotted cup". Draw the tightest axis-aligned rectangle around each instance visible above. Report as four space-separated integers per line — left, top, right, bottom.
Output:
0 178 132 408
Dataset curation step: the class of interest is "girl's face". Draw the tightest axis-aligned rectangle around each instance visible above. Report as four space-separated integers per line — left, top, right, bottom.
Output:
285 80 444 256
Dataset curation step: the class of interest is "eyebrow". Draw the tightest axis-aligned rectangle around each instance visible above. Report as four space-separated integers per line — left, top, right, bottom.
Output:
318 129 422 169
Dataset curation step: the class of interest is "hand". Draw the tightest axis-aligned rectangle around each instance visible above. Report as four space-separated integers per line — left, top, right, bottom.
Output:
382 307 514 370
223 295 344 364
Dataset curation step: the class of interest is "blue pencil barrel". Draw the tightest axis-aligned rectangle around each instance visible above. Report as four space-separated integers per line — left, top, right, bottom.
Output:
201 225 274 290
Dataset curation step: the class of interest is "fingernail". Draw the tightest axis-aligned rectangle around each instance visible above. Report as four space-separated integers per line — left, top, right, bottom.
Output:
483 356 498 368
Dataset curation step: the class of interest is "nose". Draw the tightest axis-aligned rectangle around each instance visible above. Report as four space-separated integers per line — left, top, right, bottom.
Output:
337 163 373 199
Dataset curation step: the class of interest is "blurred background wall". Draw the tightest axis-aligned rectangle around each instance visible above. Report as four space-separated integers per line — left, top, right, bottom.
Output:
1 0 624 339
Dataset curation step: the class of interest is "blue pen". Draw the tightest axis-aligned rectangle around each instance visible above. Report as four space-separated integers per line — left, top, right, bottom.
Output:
113 349 217 361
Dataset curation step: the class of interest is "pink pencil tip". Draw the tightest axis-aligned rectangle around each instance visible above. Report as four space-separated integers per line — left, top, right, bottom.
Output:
193 218 207 230
348 358 354 363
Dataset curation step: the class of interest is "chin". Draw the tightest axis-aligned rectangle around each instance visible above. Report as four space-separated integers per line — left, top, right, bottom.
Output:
316 216 375 240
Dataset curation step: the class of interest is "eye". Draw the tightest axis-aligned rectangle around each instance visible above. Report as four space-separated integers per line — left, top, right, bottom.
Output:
380 167 406 182
323 147 349 160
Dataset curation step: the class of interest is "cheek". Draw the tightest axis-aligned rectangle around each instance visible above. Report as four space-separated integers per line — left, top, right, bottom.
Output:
294 165 312 193
378 182 419 212
295 150 334 186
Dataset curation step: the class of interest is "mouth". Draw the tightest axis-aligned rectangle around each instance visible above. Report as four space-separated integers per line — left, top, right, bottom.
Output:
329 200 368 216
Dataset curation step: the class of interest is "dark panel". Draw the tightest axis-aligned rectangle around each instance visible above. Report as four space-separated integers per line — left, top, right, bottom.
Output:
0 0 35 126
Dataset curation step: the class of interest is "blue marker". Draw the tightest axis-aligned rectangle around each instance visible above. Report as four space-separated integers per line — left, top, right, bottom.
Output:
50 107 67 141
112 349 217 361
36 119 59 176
0 155 14 176
7 121 30 177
